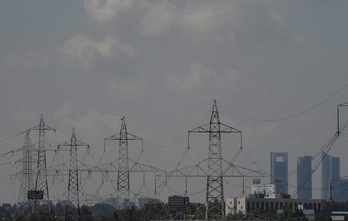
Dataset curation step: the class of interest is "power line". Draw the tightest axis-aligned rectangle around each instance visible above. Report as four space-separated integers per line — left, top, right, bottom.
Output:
218 84 348 122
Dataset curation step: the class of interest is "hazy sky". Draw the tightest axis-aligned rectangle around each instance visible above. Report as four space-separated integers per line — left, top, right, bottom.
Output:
0 0 348 204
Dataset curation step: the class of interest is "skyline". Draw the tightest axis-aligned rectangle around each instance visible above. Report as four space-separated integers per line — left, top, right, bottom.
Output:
1 101 347 205
0 0 348 204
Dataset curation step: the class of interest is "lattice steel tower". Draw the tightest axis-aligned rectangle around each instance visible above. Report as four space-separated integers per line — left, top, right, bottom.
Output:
28 114 55 220
104 117 143 216
15 131 34 220
189 100 242 220
58 128 89 221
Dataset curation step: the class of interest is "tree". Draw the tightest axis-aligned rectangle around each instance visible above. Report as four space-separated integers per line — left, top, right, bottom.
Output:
80 205 93 221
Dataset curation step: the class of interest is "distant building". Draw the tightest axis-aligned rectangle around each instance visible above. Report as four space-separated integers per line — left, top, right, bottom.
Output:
297 156 312 199
329 178 348 204
322 152 340 201
270 152 288 194
251 184 276 198
168 195 189 208
138 197 161 208
225 195 325 217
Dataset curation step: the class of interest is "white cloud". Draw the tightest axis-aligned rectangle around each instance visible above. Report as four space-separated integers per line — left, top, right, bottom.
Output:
167 63 240 93
139 1 240 40
139 1 181 37
167 63 212 93
106 78 148 100
268 9 285 27
84 0 134 24
53 103 122 148
213 69 240 91
53 102 75 131
182 2 241 37
57 33 136 69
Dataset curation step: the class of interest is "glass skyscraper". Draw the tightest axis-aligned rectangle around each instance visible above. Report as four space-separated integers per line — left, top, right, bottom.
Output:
270 152 288 194
321 152 340 200
297 156 312 199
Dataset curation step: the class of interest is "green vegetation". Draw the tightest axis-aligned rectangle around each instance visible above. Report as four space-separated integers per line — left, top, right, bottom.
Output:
0 201 334 221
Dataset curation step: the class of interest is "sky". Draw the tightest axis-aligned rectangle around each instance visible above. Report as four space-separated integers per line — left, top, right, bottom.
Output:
0 0 348 205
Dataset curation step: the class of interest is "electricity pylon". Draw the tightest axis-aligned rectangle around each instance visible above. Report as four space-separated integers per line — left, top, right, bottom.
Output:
189 100 242 220
157 100 268 220
104 116 143 220
27 114 55 221
15 131 34 220
58 128 89 221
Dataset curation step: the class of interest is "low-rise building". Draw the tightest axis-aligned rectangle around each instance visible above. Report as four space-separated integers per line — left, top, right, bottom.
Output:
225 195 326 215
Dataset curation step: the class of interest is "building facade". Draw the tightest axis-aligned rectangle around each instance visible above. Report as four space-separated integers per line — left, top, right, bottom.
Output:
225 196 325 215
321 152 340 201
270 152 288 194
297 156 312 199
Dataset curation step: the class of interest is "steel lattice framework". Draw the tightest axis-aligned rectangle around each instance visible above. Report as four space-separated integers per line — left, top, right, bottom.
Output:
104 117 143 211
58 128 89 221
157 101 269 220
28 115 55 221
189 100 242 219
15 132 34 220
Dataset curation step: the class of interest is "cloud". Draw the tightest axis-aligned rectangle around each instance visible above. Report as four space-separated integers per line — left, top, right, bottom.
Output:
53 103 123 148
57 33 136 69
106 78 148 100
139 1 181 37
167 63 240 93
182 2 241 38
255 122 278 138
139 1 240 40
268 9 285 27
213 69 240 91
82 0 288 45
84 0 134 24
6 51 53 69
166 63 211 93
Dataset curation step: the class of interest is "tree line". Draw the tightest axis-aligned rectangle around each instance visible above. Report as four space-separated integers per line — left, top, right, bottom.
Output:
0 201 333 221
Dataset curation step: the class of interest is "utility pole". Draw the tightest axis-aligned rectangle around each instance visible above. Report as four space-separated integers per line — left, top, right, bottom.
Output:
27 114 55 221
15 132 34 220
104 117 143 221
58 128 89 221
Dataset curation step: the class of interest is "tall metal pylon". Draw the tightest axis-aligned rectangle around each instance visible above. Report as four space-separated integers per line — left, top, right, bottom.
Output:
156 101 268 219
15 131 34 220
27 114 55 220
58 128 89 221
104 116 143 219
189 100 242 220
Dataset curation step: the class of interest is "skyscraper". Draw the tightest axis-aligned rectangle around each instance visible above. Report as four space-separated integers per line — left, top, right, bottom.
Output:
321 152 340 200
297 156 312 199
270 152 288 194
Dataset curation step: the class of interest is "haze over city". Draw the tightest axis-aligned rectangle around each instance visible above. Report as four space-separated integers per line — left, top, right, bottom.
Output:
0 0 348 206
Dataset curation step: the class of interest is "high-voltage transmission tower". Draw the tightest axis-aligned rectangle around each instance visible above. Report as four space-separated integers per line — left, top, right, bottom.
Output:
104 116 143 221
58 128 89 221
15 132 34 220
27 114 55 221
189 100 242 219
158 100 268 220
